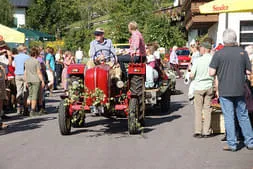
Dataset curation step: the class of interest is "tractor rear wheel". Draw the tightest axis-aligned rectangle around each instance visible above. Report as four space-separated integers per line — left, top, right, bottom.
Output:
128 75 145 134
128 98 139 134
58 100 71 135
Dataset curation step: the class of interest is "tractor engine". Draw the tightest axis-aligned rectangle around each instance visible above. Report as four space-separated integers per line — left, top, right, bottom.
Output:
84 64 110 114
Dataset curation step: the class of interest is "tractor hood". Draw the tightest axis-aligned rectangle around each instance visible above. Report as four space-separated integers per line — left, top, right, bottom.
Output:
85 65 110 98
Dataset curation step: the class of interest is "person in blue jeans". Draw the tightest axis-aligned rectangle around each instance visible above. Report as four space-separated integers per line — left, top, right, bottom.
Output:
209 29 253 151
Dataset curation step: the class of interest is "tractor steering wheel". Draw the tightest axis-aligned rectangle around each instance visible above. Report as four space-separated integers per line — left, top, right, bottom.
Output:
93 49 117 67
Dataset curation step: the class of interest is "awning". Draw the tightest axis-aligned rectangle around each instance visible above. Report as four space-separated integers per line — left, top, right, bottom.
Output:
31 30 55 41
0 24 25 43
199 0 253 14
16 28 55 41
16 28 40 41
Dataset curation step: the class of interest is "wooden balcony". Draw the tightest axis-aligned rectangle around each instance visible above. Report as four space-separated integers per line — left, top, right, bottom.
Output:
185 15 218 30
182 0 218 30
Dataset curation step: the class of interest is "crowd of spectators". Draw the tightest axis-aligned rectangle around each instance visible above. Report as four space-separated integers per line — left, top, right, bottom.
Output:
0 38 79 129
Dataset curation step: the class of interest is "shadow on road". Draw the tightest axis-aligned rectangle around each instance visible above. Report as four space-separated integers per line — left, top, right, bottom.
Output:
145 115 181 127
59 95 186 137
0 116 56 136
170 101 188 113
146 100 188 116
71 112 181 137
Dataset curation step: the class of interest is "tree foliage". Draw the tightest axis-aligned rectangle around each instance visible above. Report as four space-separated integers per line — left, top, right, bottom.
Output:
109 0 154 43
26 0 185 52
144 14 186 49
0 0 14 26
64 25 92 53
26 0 81 35
26 0 54 32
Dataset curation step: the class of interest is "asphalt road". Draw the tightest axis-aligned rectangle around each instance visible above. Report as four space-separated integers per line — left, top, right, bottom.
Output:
0 80 252 169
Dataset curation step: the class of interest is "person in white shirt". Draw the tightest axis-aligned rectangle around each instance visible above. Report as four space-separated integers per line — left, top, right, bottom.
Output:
169 46 181 78
75 47 84 64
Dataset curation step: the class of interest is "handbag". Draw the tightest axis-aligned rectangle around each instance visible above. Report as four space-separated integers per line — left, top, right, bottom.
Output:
244 80 253 113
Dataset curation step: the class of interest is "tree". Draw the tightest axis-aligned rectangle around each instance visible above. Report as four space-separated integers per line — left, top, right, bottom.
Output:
26 0 81 35
26 0 54 32
48 0 81 35
64 25 92 53
0 0 14 26
143 14 186 49
109 0 154 43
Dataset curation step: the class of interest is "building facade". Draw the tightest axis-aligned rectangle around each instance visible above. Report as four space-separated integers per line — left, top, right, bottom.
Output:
10 0 31 27
217 12 253 48
182 0 218 45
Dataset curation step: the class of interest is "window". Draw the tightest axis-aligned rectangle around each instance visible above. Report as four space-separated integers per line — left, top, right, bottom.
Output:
240 21 253 47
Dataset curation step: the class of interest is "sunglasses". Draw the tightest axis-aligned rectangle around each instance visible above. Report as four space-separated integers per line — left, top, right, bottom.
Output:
94 31 104 36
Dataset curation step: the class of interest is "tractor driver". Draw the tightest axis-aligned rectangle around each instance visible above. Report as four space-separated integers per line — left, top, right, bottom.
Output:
88 28 122 81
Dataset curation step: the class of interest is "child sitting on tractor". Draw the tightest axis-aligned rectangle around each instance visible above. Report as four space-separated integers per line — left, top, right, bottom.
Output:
145 46 158 89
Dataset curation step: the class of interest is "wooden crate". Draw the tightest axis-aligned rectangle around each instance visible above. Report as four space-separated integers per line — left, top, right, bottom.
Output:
211 109 225 134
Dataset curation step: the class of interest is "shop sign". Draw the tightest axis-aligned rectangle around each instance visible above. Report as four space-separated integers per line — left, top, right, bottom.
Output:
213 4 229 11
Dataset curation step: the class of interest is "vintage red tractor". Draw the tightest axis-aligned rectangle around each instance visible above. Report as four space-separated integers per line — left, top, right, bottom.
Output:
58 49 171 135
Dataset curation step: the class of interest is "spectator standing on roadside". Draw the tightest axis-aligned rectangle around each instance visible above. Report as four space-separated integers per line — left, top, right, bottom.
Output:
55 49 64 88
190 41 214 138
75 47 84 64
37 50 47 113
188 44 200 100
209 29 253 151
62 51 75 92
14 45 30 116
0 40 8 129
0 61 7 129
170 46 182 78
0 40 9 73
245 45 253 87
45 47 55 96
0 40 10 119
24 47 45 116
6 48 17 112
190 44 200 66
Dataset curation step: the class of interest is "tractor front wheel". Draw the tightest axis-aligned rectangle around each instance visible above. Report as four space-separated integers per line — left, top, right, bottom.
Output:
58 100 71 135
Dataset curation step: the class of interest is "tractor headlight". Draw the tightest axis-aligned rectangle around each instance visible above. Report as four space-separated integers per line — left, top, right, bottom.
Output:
116 80 124 88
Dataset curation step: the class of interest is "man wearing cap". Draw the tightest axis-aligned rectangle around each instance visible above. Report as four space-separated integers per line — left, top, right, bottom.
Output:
89 28 121 80
14 45 30 115
190 41 214 138
89 28 116 61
